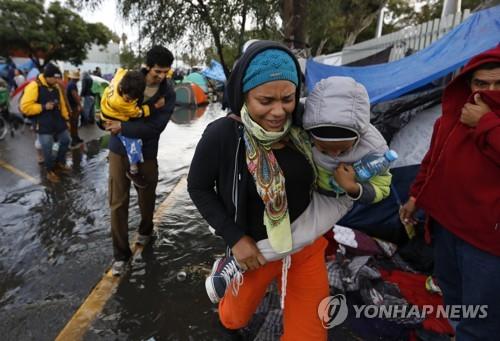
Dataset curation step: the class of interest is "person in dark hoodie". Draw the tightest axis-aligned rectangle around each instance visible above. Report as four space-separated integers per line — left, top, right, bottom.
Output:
104 45 176 276
80 71 95 124
400 45 500 340
188 41 349 340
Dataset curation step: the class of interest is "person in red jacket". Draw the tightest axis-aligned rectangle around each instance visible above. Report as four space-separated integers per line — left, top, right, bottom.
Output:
400 45 500 340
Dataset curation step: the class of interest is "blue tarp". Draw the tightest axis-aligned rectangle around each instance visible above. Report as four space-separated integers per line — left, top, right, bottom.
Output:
201 59 226 82
27 67 40 80
17 59 35 72
306 5 500 104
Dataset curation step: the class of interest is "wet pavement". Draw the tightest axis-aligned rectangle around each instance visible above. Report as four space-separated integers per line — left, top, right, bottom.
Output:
0 104 230 340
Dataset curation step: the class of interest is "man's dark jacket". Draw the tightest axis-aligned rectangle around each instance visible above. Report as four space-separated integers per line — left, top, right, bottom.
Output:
107 70 176 160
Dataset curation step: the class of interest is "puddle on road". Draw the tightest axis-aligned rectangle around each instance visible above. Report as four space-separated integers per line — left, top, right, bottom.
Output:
0 104 229 340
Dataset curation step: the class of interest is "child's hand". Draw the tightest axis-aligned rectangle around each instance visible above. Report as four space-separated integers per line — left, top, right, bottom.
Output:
333 163 359 194
105 120 122 134
154 97 165 109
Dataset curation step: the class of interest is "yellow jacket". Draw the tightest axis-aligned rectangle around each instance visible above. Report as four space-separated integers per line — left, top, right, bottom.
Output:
20 75 69 120
100 68 150 122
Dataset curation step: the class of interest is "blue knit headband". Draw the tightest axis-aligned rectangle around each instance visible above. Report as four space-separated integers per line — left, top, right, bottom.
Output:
242 49 299 93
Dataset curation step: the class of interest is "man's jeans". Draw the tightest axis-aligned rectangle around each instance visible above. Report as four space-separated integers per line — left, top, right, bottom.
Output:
108 151 158 261
433 220 500 340
82 96 95 123
39 130 70 171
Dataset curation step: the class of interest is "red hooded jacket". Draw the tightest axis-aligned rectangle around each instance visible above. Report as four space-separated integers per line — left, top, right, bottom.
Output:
409 45 500 256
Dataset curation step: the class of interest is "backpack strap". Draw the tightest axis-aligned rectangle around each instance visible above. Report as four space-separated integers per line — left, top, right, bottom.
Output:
227 113 242 123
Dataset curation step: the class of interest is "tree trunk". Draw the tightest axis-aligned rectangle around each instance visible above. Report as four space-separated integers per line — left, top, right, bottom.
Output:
237 2 248 56
195 0 230 77
343 8 382 47
282 0 294 48
282 0 307 49
292 0 307 49
315 38 328 57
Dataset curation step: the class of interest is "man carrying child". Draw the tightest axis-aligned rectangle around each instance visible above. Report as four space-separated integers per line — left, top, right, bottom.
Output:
103 46 176 276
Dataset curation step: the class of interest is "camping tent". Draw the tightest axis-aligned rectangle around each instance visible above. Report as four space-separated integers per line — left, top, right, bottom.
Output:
174 83 208 106
201 60 226 82
90 75 109 112
170 106 207 125
182 72 209 93
77 75 109 112
27 68 40 80
306 5 500 104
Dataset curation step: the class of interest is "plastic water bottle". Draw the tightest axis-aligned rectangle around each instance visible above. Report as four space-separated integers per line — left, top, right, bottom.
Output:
353 150 398 182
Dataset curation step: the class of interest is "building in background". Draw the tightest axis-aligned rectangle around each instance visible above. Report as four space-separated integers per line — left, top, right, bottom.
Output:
60 42 120 78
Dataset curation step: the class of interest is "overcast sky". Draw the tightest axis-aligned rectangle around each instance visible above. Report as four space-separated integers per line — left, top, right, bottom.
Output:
71 0 212 67
78 0 138 44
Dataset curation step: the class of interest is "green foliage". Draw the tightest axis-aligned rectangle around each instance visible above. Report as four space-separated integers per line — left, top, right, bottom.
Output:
71 0 281 76
306 0 388 55
119 45 142 69
306 0 486 56
0 0 117 69
385 0 485 30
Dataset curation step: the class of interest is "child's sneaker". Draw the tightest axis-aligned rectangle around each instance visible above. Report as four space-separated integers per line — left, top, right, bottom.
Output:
205 256 243 304
126 170 147 188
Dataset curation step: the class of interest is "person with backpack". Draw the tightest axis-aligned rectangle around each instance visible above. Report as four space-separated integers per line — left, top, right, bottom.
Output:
20 63 71 183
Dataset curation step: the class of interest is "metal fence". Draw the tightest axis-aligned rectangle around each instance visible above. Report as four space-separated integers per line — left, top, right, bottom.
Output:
315 9 471 65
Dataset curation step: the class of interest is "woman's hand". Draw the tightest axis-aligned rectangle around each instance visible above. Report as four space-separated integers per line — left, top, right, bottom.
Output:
231 236 267 271
400 196 418 225
333 163 360 196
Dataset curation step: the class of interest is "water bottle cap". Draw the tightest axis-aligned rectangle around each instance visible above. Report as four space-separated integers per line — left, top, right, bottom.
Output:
385 150 398 161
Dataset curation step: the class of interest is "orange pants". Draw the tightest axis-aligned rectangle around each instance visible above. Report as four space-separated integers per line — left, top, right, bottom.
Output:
219 237 329 341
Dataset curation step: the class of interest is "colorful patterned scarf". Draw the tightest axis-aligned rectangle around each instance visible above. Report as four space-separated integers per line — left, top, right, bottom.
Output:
241 105 316 253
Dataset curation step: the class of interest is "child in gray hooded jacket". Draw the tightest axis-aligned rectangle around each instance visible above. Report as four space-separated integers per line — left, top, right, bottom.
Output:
304 76 393 204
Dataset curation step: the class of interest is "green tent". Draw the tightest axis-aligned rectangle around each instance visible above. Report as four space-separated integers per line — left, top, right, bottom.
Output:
0 88 8 108
182 72 208 93
90 75 109 112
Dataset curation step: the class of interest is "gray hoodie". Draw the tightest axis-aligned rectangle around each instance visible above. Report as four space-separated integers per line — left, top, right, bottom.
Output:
304 76 389 202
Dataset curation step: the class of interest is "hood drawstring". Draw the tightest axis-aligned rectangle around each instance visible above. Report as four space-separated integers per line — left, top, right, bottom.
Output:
280 255 292 309
231 270 244 297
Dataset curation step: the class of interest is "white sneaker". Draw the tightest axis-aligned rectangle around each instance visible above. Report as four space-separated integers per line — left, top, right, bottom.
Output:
111 260 126 276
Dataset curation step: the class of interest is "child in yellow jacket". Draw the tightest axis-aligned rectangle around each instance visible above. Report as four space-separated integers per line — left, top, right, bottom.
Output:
101 69 149 188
